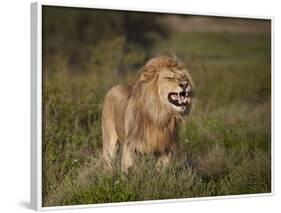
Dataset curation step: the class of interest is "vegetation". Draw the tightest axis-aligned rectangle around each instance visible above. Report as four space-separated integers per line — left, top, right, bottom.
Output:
42 7 271 207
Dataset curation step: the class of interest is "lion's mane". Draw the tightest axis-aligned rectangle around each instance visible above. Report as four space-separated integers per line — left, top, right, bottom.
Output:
125 56 187 154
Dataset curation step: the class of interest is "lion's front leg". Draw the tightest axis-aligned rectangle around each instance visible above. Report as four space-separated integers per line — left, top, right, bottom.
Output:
121 142 135 175
156 152 173 170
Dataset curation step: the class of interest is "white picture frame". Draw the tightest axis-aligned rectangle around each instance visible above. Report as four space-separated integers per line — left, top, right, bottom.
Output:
31 1 274 211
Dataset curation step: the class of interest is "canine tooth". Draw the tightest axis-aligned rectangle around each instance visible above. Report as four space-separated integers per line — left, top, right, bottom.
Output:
172 94 177 100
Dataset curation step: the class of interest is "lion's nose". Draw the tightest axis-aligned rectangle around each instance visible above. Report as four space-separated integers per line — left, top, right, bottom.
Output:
179 82 188 90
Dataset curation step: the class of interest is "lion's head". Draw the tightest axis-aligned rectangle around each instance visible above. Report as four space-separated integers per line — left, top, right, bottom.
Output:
136 55 194 116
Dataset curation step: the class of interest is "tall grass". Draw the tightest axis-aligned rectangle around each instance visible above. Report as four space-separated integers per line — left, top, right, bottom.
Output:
42 30 271 206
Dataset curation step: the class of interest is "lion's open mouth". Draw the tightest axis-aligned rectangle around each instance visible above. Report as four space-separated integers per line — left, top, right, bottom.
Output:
168 92 189 106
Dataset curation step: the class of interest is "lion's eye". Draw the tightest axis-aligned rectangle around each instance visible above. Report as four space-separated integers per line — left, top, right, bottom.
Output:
164 73 175 79
164 76 174 80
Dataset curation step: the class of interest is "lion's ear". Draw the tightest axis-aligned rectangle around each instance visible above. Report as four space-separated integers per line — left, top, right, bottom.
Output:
137 65 156 82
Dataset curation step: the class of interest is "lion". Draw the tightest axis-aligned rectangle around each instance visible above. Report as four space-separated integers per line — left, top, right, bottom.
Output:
102 55 194 174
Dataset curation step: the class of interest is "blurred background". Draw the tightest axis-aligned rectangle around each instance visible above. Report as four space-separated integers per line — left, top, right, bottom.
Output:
42 6 271 207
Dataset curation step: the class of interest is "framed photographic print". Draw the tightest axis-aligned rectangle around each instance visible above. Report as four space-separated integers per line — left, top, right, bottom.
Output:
31 0 273 210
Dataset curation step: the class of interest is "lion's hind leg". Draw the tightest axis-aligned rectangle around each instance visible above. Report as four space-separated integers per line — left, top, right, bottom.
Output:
102 98 119 169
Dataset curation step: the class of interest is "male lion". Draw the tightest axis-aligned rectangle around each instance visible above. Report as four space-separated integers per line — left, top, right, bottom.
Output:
102 55 194 174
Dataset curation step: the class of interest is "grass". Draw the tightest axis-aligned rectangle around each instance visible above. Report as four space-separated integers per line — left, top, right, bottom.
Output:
42 30 271 207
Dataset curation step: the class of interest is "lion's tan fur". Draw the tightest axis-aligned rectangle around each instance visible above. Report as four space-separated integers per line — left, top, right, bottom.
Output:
102 56 194 173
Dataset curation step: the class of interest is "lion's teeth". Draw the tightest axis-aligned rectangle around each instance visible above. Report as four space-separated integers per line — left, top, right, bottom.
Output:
172 94 178 100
